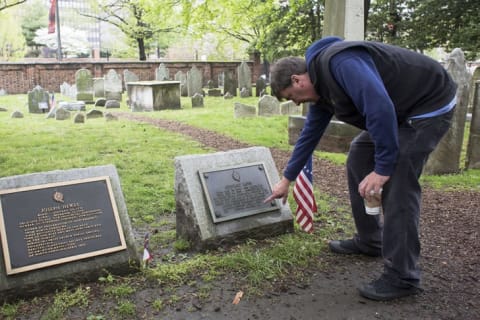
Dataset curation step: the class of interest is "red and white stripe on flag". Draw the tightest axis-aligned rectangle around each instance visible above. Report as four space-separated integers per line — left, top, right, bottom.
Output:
293 155 317 233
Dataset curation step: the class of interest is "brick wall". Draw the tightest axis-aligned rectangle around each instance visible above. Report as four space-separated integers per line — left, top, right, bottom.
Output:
0 55 262 94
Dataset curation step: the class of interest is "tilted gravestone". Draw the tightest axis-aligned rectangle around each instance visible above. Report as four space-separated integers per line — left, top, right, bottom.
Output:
123 69 139 90
175 147 293 251
93 78 105 98
255 76 267 97
0 165 139 302
191 93 204 108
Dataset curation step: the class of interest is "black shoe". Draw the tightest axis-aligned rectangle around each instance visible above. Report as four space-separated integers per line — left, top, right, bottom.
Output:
328 239 381 257
358 275 423 301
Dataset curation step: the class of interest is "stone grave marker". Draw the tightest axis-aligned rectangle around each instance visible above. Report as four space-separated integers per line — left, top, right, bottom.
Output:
237 62 252 97
93 78 105 98
280 100 302 115
258 95 280 116
191 93 204 108
223 70 237 96
27 86 50 114
255 76 267 97
123 69 139 90
0 165 139 301
234 102 256 118
75 68 94 103
288 116 361 153
466 80 480 169
155 63 170 81
104 69 123 101
175 147 293 251
424 48 470 174
187 65 203 97
174 71 188 97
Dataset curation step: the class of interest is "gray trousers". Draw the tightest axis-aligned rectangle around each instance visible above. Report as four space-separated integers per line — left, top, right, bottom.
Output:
346 109 454 287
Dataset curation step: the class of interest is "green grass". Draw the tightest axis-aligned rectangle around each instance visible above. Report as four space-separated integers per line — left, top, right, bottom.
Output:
0 93 478 318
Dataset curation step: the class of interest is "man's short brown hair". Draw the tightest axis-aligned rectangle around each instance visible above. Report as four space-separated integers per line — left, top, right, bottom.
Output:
270 57 307 100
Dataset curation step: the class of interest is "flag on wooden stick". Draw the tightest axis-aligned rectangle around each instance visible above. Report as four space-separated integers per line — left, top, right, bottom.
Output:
293 155 317 233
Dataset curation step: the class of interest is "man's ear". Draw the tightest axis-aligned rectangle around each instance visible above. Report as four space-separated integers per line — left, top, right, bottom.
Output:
291 74 300 86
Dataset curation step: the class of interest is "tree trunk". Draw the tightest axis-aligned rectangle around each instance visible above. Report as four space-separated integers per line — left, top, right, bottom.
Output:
137 38 146 61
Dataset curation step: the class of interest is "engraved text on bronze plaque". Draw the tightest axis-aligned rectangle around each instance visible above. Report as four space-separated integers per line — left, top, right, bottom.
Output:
0 176 126 275
198 163 279 223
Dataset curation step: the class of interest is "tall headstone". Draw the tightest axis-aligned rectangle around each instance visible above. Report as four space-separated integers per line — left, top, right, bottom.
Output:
424 48 470 174
187 65 203 97
237 62 252 97
466 81 480 169
323 0 364 40
155 63 170 81
104 69 123 101
223 70 237 96
174 71 188 97
75 68 94 103
93 78 105 98
27 86 50 114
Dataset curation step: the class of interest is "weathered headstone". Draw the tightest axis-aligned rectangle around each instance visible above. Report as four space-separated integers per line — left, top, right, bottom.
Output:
104 69 123 101
191 93 204 108
258 95 280 116
123 69 139 90
55 108 71 120
255 76 267 97
73 112 85 123
86 109 104 119
27 86 50 114
174 71 188 97
0 89 6 96
466 81 480 169
105 100 121 109
155 63 170 81
237 62 252 97
93 78 105 98
11 110 23 118
104 112 119 121
75 68 94 103
424 48 470 174
288 116 361 153
234 102 256 118
187 66 203 97
94 98 107 107
223 70 237 96
58 101 86 112
174 147 293 251
0 165 139 301
280 100 302 115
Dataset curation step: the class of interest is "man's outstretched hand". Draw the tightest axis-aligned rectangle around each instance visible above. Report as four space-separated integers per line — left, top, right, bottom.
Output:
264 177 291 205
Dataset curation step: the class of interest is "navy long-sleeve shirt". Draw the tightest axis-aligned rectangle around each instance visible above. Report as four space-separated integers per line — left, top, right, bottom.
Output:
284 47 399 181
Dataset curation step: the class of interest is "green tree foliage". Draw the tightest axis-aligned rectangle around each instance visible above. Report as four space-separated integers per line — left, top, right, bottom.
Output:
81 0 182 61
19 0 48 48
0 0 26 12
0 9 26 60
367 0 479 60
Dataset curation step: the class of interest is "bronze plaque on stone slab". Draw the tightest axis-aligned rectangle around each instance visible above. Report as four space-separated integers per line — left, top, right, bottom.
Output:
0 176 126 275
199 162 279 223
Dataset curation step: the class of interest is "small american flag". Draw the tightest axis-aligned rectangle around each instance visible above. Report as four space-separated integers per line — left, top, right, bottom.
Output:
293 155 317 233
